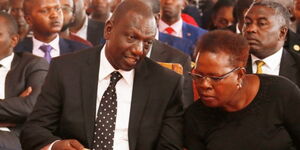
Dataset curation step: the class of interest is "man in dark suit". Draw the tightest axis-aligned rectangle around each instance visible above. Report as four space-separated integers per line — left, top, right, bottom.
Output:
144 0 194 108
150 40 193 108
228 0 300 56
242 1 300 87
159 0 207 57
20 1 183 150
70 0 106 46
14 0 89 61
0 12 49 150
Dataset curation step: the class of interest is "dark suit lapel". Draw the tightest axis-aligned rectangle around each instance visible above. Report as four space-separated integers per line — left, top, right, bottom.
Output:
246 56 253 74
150 40 168 61
279 49 297 82
128 59 151 150
87 19 105 46
14 37 33 53
80 46 101 146
59 38 73 54
5 53 20 97
182 22 193 40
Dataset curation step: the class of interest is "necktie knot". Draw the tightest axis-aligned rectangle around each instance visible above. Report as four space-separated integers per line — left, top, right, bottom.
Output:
255 60 265 74
165 27 175 34
39 44 53 53
109 71 122 87
39 44 53 63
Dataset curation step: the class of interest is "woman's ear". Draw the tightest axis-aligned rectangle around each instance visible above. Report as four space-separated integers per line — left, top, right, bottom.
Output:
237 67 246 81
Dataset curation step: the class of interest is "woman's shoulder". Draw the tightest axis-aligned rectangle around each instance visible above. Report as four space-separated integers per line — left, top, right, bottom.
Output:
257 74 299 91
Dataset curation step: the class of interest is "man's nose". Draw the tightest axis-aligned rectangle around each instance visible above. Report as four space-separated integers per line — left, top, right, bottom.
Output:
132 41 144 56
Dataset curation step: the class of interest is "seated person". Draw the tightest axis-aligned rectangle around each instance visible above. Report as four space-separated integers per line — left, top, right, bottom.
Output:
184 30 300 150
20 1 183 150
0 12 49 150
14 0 90 63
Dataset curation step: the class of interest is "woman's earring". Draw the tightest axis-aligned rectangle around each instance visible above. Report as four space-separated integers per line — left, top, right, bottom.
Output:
237 83 242 89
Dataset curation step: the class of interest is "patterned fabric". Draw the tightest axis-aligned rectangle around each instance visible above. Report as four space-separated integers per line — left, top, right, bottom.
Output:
92 71 122 150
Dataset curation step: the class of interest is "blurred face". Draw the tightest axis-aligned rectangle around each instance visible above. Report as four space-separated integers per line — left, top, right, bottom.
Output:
242 5 286 59
60 0 74 31
193 51 241 108
0 17 19 60
104 11 156 71
9 0 29 35
294 0 300 22
160 0 184 23
213 6 234 29
25 0 63 35
0 0 9 12
92 0 112 16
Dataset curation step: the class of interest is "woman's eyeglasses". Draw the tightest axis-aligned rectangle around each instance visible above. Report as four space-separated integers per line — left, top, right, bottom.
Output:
188 67 243 83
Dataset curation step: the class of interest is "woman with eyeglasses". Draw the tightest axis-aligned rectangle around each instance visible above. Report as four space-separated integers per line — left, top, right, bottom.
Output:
184 30 300 150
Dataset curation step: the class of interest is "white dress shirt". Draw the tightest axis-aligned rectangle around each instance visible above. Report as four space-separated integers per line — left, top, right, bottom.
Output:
251 48 283 75
48 45 134 150
0 53 14 132
73 16 89 40
32 35 60 58
97 45 134 150
159 18 183 38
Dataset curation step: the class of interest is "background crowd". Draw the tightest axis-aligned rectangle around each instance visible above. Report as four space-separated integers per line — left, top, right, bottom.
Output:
0 0 300 149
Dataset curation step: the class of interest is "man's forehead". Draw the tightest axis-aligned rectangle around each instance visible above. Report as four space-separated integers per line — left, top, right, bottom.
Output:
246 5 276 18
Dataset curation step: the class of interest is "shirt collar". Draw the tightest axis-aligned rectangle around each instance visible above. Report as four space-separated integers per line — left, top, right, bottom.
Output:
159 18 183 35
0 53 14 70
99 44 135 86
251 47 283 70
33 34 60 52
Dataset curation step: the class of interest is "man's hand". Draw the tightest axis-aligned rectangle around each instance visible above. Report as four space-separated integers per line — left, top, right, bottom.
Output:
19 86 32 98
52 139 86 150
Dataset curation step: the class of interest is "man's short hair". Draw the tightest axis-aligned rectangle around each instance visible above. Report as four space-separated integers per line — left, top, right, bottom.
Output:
252 1 291 28
0 12 18 35
110 0 154 24
196 30 249 67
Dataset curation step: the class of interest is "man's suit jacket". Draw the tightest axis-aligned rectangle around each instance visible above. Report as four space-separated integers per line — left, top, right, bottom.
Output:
151 40 193 108
246 49 300 87
20 45 184 150
87 19 105 46
182 22 207 46
14 37 90 55
285 30 300 54
159 32 194 57
0 52 48 142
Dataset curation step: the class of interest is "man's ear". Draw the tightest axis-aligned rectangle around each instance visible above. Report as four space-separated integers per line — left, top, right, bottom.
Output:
279 26 288 41
154 13 161 26
104 20 113 40
24 15 33 27
10 34 20 49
